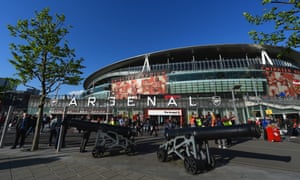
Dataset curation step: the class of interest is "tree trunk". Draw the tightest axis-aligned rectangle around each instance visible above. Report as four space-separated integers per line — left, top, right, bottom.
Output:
31 95 45 151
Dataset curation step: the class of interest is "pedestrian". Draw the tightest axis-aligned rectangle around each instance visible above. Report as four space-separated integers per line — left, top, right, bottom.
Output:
11 112 30 149
215 114 226 149
55 116 64 149
25 114 37 137
189 114 196 127
48 115 58 147
163 119 172 137
142 118 149 135
149 117 158 136
222 115 233 147
41 114 48 133
261 117 270 140
109 117 116 125
80 115 92 153
0 112 6 131
134 117 143 136
195 116 203 127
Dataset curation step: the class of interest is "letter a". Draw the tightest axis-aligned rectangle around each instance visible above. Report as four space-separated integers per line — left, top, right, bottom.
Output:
69 97 77 106
167 97 177 107
261 50 273 65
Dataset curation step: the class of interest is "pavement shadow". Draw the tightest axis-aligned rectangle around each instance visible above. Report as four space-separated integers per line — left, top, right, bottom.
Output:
134 136 165 155
211 147 291 168
0 156 62 170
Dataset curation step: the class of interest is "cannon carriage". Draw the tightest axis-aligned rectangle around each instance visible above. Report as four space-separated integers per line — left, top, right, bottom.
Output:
157 124 261 174
63 118 137 157
92 124 137 158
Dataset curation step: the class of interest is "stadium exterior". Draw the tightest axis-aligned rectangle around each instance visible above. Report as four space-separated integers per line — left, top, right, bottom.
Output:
28 44 300 126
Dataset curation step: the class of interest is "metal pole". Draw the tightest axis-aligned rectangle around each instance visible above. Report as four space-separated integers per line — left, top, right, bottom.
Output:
106 100 109 122
56 106 67 152
0 106 13 148
106 92 111 122
232 89 239 124
252 78 264 118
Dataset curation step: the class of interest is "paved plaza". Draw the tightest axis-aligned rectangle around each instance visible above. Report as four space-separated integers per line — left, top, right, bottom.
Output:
0 128 300 180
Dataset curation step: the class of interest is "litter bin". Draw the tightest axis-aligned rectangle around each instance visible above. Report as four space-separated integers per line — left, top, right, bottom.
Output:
266 126 281 142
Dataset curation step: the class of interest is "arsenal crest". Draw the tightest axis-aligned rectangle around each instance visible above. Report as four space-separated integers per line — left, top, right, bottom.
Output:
212 96 221 106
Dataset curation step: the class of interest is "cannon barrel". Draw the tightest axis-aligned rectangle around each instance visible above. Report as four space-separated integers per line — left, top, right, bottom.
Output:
99 124 137 138
63 118 100 132
63 118 136 137
165 124 261 140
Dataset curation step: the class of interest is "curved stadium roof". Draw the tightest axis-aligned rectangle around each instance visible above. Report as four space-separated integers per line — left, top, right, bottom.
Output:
84 44 300 89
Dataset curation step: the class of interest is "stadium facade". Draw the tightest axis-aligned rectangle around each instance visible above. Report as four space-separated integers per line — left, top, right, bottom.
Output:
29 44 300 126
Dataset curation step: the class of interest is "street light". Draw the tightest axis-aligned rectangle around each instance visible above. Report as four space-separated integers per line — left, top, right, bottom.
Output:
106 91 111 123
231 85 241 124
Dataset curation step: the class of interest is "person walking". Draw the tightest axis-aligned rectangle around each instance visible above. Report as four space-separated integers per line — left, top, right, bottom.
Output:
48 115 58 147
80 115 92 153
11 112 30 149
215 114 227 149
195 116 203 127
25 115 37 137
222 115 233 147
149 117 158 136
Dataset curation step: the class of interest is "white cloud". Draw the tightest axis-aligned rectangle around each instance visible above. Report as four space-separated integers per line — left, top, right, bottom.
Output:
68 90 84 96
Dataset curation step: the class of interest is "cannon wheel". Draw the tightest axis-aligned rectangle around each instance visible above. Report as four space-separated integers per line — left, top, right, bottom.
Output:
157 148 168 162
184 156 200 175
206 154 216 170
126 144 136 155
92 146 104 158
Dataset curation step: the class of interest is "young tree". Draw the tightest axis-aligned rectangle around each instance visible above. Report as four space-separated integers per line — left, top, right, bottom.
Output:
243 0 300 49
0 78 20 111
0 78 20 93
8 8 85 151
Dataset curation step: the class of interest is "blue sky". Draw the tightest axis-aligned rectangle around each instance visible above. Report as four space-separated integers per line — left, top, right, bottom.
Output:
0 0 273 95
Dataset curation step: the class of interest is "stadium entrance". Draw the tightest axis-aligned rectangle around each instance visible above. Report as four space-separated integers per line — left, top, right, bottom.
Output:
144 108 184 127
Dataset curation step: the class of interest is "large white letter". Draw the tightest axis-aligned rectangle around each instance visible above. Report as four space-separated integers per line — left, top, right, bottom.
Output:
108 96 116 106
127 96 136 107
147 96 156 106
87 97 96 106
189 96 197 106
69 97 77 106
261 50 273 65
167 97 177 107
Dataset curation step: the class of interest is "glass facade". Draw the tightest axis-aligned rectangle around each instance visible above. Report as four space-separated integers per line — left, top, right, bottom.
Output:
26 45 300 125
168 70 266 95
89 57 290 97
168 78 265 95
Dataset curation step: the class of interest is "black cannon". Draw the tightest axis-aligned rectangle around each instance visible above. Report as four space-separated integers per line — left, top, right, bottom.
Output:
92 123 137 158
157 124 261 174
63 118 137 157
63 118 100 132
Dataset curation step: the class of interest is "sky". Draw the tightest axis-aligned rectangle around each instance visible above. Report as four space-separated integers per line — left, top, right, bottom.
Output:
0 0 275 95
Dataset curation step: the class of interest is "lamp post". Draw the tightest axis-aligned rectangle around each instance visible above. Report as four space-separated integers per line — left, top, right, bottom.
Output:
231 85 241 124
106 91 111 123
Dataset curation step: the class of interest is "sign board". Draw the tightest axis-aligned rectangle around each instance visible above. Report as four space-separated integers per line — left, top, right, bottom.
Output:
148 109 182 116
265 109 273 115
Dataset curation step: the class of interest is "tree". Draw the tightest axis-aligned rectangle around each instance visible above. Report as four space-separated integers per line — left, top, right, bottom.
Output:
8 8 85 151
243 0 300 49
0 78 20 112
0 78 20 93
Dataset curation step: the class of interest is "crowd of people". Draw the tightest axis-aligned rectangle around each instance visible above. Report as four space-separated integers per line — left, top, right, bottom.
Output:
0 111 239 151
185 112 236 149
1 110 299 152
107 115 160 137
7 112 63 149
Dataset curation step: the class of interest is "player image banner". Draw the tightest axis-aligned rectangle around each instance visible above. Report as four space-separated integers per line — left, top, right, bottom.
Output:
264 67 300 97
293 80 300 94
111 72 167 100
